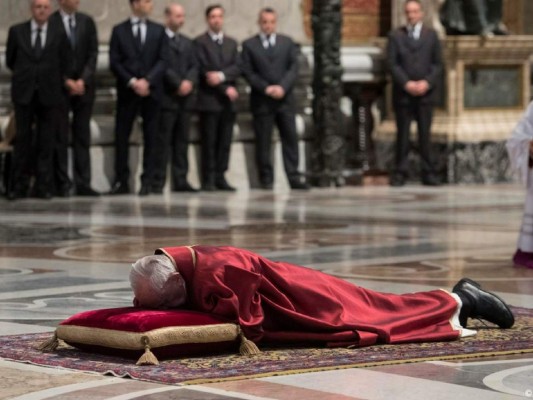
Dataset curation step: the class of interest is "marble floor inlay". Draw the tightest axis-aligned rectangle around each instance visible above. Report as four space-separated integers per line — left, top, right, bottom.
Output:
0 184 532 399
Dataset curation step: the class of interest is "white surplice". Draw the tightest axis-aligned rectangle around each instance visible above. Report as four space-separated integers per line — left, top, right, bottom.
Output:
506 102 533 251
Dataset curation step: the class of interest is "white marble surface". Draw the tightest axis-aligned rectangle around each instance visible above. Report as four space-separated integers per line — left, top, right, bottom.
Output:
0 184 532 399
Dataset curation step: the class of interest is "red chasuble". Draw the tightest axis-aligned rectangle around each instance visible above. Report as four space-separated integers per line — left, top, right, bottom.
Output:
156 246 460 347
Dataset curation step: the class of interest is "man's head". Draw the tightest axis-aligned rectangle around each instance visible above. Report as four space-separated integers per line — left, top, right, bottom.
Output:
30 0 52 25
205 4 224 34
404 0 424 26
130 0 153 18
58 0 79 14
258 7 277 36
130 255 187 309
165 2 185 32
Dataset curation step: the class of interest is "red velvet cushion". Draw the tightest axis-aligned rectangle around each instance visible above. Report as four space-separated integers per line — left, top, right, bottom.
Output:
56 307 240 360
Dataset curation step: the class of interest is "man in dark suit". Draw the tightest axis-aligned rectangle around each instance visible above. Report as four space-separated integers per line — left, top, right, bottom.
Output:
387 0 442 187
109 0 167 196
241 8 309 190
194 4 240 191
152 3 198 194
5 0 71 200
50 0 100 197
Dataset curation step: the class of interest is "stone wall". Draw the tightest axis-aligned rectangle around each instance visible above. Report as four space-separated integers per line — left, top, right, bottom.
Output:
0 0 309 45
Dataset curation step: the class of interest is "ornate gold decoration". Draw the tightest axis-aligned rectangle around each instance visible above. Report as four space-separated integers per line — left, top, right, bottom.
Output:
55 323 240 350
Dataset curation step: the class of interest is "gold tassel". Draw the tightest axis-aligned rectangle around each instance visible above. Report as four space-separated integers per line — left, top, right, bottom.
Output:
239 332 260 356
136 336 159 366
37 332 59 352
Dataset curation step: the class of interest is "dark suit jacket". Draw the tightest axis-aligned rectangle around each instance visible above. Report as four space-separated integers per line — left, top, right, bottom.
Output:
109 19 167 100
241 33 299 115
387 25 442 105
6 20 71 107
162 33 198 111
49 11 98 99
194 32 241 112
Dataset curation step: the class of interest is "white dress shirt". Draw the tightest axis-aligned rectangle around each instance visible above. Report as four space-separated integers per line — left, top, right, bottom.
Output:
59 9 76 39
259 32 276 49
208 30 224 45
165 27 176 39
407 22 423 40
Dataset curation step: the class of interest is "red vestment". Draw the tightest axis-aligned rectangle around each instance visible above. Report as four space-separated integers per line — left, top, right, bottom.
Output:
156 246 460 347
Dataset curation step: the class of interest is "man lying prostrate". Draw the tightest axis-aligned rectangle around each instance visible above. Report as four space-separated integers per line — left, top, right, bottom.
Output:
130 245 514 348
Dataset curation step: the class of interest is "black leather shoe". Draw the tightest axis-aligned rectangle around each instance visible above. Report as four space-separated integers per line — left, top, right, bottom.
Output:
151 187 164 194
289 180 310 190
108 181 130 195
452 278 514 329
173 182 199 193
215 178 236 192
32 190 53 200
260 181 273 190
422 174 441 186
55 185 72 198
390 173 405 187
138 185 151 196
7 189 27 201
202 183 216 192
76 185 100 197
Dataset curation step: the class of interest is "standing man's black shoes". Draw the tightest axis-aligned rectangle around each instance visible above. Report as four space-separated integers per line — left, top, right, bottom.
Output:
6 188 28 201
260 181 273 190
289 176 310 190
215 178 236 192
422 174 441 186
173 181 199 192
452 278 514 329
138 185 151 196
76 185 100 197
390 173 405 187
201 183 216 192
55 184 73 198
290 181 310 190
32 189 53 200
108 181 130 195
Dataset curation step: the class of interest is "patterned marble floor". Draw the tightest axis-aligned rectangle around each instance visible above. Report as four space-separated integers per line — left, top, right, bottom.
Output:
0 184 532 399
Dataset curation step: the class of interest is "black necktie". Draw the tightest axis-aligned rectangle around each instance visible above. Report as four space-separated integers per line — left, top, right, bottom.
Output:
34 27 43 58
265 35 274 53
408 27 416 40
69 16 76 49
133 21 143 48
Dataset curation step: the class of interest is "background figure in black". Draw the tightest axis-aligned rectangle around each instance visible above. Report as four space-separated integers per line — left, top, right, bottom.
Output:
387 0 442 187
6 0 70 200
109 0 167 196
51 0 100 197
194 4 240 192
241 8 309 190
153 3 198 194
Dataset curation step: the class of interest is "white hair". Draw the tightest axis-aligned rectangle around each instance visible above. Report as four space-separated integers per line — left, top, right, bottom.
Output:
130 255 175 296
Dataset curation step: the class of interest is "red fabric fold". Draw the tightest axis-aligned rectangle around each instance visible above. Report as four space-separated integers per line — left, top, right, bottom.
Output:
160 246 461 346
60 307 232 332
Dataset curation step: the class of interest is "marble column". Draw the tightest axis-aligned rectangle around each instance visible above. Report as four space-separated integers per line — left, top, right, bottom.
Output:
310 0 345 187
